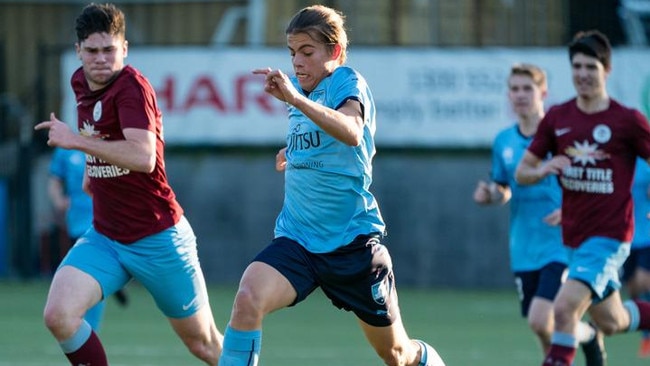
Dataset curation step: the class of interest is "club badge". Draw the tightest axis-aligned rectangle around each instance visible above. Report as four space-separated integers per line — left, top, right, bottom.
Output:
93 101 103 122
593 124 611 144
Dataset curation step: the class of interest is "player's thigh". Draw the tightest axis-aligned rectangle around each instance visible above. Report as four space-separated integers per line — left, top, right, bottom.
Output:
122 217 209 318
168 303 218 342
568 237 629 299
46 265 102 316
588 290 630 333
248 236 318 310
631 247 650 293
515 262 565 318
528 297 554 330
51 228 129 308
237 261 298 312
554 279 593 316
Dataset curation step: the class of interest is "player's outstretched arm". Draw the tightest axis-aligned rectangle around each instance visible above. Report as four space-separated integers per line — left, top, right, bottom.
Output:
515 151 569 185
35 112 156 173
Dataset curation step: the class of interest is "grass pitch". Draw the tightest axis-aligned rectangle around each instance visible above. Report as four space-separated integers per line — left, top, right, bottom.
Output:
0 280 643 365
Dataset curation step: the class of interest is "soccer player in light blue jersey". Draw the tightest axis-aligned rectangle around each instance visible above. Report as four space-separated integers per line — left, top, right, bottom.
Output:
218 5 444 366
473 64 603 364
622 157 650 357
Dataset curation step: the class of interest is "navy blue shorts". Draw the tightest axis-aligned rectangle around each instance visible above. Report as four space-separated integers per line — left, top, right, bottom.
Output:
622 246 650 282
253 233 398 327
513 261 567 317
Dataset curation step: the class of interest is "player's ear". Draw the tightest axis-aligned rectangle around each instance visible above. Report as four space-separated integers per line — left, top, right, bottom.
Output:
75 43 81 60
123 40 129 58
331 44 342 61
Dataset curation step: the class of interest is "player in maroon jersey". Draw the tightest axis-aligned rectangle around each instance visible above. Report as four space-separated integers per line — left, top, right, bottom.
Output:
35 3 222 365
516 30 650 366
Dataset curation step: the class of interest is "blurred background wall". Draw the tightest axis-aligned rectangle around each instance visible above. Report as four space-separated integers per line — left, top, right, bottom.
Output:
0 0 646 287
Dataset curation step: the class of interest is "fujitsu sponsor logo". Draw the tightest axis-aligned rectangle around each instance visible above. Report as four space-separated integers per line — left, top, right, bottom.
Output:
287 123 322 153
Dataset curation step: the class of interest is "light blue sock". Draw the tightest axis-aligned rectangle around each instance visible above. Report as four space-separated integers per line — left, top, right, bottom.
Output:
219 325 262 366
625 299 640 332
59 319 92 353
551 331 578 347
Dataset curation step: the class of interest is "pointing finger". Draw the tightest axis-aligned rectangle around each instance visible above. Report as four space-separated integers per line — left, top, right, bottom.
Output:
34 121 53 130
252 68 272 75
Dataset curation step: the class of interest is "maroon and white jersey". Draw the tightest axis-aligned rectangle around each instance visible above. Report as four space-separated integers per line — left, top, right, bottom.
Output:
528 98 650 248
72 65 182 244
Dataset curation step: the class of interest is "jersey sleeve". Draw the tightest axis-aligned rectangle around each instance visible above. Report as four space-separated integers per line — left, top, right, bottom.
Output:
115 73 158 133
528 110 556 159
631 109 650 160
490 133 508 186
330 67 363 111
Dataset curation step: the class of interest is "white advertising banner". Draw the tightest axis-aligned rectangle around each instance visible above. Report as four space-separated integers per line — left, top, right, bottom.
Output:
61 47 650 148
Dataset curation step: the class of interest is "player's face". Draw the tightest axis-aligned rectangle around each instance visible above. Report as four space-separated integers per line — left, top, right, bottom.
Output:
287 32 338 92
507 74 545 118
76 32 127 91
571 53 608 100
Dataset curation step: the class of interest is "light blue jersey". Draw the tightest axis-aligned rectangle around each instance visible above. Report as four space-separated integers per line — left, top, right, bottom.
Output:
49 148 92 238
274 66 385 253
632 157 650 248
491 124 568 271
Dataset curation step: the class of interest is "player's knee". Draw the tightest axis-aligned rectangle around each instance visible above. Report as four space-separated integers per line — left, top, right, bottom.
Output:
552 303 575 325
231 288 265 322
43 304 76 338
528 318 552 340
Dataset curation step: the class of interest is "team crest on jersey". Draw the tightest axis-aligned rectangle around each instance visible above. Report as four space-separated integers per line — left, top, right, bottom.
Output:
592 124 611 143
371 276 393 305
93 101 103 122
564 139 610 166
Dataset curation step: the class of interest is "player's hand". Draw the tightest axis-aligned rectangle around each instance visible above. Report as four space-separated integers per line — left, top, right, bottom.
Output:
473 180 492 204
539 155 571 177
252 68 299 104
543 208 562 226
275 147 287 172
34 113 77 149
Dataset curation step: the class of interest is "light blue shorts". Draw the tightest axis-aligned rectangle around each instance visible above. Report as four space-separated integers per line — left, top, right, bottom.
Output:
60 216 208 318
568 236 630 301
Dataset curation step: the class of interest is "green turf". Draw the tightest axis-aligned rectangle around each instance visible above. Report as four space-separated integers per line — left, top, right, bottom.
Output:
0 280 644 365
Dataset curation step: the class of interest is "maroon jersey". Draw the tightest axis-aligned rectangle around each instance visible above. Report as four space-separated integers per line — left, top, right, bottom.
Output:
528 98 650 248
72 65 183 244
